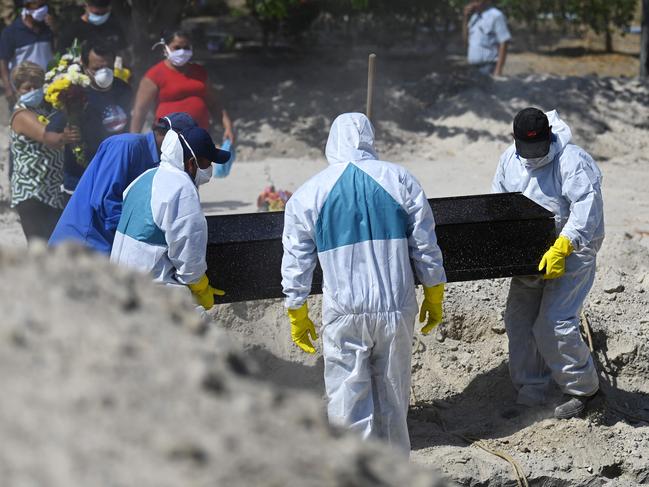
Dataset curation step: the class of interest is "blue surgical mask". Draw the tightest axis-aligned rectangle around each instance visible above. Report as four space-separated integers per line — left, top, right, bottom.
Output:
88 11 110 25
19 88 44 108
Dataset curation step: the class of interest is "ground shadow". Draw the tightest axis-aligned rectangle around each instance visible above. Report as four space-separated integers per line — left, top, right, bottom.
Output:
409 361 559 451
243 344 326 395
591 329 649 427
201 42 648 158
539 46 638 58
409 336 649 452
201 200 250 212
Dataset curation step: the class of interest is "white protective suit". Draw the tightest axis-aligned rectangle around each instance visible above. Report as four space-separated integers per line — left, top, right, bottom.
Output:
110 130 208 287
492 110 604 406
281 113 446 454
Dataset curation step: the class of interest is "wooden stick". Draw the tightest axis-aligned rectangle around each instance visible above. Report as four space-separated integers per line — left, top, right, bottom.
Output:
366 53 377 122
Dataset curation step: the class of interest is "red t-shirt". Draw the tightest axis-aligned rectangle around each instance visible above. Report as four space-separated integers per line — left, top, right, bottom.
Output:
145 61 211 129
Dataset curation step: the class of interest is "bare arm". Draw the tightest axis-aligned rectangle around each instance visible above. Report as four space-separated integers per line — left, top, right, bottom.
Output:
130 77 158 133
221 109 234 143
206 84 235 143
12 110 80 149
1 59 14 102
494 42 509 76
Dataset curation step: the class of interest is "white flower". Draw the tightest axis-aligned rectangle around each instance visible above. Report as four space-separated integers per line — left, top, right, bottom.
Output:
67 64 81 74
62 54 73 61
45 71 55 81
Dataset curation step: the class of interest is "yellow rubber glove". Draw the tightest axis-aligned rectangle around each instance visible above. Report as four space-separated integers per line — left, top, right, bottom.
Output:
419 283 445 335
288 303 318 354
538 236 574 280
187 274 225 310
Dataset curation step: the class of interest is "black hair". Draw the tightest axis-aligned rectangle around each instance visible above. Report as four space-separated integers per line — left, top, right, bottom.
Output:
162 29 192 46
81 40 116 65
86 0 112 7
152 117 172 134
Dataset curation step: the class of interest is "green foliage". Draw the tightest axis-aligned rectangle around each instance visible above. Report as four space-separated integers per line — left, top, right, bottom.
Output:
564 0 637 34
499 0 637 32
246 0 321 45
246 0 301 21
321 0 638 51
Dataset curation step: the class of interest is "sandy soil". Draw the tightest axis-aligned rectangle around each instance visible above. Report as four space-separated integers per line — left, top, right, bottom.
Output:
1 29 649 486
0 244 445 486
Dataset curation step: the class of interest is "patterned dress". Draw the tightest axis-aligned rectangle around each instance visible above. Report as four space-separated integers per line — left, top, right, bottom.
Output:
10 102 66 210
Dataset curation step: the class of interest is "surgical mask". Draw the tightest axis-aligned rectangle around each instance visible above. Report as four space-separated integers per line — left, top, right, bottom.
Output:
194 165 213 186
19 88 43 107
88 11 110 25
520 143 557 170
165 46 193 67
23 5 48 22
92 67 114 89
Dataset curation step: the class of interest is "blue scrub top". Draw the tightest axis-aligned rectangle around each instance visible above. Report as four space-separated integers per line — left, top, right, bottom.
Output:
49 132 160 254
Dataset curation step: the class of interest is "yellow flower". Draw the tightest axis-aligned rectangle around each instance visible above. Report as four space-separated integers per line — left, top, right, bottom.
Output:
37 115 49 125
114 67 131 83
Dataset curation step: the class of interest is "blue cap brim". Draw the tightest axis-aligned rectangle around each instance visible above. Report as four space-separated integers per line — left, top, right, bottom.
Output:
212 148 231 164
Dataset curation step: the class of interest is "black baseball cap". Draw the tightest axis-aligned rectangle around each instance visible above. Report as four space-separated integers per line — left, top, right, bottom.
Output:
513 108 551 159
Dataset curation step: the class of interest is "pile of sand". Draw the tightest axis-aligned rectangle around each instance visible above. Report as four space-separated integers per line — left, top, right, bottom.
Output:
0 244 444 487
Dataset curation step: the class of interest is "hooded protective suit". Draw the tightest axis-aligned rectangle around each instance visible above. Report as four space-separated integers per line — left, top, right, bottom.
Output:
492 110 603 405
110 130 207 287
281 113 446 454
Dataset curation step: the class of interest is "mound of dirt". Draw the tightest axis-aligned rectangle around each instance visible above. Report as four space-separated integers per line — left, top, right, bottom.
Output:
216 238 649 487
404 234 649 486
0 244 445 487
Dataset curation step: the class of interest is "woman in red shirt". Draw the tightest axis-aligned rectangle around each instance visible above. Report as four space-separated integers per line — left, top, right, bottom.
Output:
130 30 234 141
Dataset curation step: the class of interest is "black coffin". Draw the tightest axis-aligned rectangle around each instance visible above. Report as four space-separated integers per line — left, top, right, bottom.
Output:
206 193 556 304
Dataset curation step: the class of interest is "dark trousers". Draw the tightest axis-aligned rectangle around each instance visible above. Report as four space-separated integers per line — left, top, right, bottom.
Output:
15 199 63 242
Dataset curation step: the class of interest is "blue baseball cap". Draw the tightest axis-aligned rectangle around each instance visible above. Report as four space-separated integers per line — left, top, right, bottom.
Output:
179 126 231 164
155 112 197 135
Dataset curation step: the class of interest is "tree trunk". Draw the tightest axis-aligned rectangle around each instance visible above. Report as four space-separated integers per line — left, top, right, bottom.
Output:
605 27 613 53
642 0 649 79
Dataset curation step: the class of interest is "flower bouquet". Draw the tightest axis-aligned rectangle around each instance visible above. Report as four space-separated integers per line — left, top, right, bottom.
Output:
44 53 91 167
257 185 292 212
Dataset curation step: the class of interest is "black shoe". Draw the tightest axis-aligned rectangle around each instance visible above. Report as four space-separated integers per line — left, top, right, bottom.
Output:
554 395 590 419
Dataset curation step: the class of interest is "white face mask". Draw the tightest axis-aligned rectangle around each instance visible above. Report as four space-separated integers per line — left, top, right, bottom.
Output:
88 11 110 25
23 5 48 22
165 46 193 67
178 133 212 186
19 87 44 107
194 165 213 186
93 67 114 89
521 143 557 170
